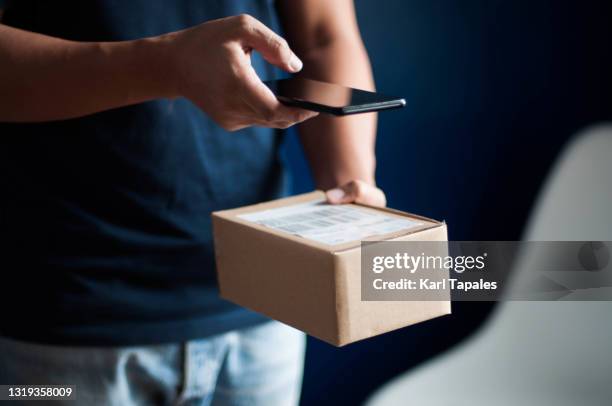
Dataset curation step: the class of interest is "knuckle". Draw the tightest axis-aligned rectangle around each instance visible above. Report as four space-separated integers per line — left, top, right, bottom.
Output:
271 37 290 56
350 180 365 195
236 13 254 26
234 14 255 32
276 37 289 51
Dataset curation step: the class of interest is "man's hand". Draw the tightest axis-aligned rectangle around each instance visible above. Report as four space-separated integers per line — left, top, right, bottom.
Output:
325 180 387 207
277 1 380 201
166 14 318 131
0 14 317 126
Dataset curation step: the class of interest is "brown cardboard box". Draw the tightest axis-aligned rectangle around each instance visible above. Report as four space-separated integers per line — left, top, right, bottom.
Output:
212 191 450 346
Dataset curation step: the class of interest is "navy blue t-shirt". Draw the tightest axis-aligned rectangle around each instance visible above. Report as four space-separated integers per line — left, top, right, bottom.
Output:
0 0 288 345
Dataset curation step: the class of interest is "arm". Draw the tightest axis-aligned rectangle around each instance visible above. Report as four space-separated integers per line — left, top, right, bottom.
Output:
0 15 316 128
0 24 171 122
277 0 386 206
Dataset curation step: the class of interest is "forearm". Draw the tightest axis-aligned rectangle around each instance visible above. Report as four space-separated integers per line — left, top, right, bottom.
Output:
0 24 175 122
296 38 377 189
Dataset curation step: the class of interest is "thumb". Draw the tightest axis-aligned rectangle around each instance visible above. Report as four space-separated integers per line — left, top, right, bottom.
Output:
236 15 303 73
326 180 387 207
326 185 355 204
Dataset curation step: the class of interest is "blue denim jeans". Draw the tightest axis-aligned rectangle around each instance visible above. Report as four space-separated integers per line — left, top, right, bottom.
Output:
0 320 306 405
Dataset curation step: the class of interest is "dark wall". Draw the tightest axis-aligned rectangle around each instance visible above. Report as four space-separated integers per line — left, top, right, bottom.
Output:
284 1 612 405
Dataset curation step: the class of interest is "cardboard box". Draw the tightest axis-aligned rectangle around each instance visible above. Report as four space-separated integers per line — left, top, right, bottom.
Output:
212 191 450 346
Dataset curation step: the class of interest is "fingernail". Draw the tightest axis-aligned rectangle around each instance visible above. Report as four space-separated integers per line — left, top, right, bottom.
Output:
326 188 346 202
289 54 303 72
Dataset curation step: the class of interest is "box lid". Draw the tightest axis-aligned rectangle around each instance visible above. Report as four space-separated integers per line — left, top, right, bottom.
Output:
212 191 445 252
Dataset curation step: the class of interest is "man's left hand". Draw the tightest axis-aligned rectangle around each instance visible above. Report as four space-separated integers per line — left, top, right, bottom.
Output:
325 180 386 207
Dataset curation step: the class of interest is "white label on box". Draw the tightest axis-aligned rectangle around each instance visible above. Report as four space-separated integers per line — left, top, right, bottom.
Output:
238 199 422 245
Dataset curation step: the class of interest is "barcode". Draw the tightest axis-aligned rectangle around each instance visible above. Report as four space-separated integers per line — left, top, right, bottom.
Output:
257 207 366 235
239 200 421 245
278 223 313 233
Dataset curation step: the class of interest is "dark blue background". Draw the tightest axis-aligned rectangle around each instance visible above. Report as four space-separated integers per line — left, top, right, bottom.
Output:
284 1 612 405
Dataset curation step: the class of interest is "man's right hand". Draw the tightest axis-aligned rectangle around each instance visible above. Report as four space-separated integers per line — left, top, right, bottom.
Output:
0 14 317 125
163 14 318 131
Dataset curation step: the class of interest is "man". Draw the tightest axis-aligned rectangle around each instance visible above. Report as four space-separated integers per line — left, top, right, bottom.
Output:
0 0 385 404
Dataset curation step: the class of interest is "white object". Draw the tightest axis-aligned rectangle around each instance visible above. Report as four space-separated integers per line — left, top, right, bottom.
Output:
365 124 612 406
238 199 421 245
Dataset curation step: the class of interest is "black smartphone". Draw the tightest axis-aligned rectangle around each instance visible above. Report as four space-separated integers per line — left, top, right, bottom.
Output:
265 77 406 116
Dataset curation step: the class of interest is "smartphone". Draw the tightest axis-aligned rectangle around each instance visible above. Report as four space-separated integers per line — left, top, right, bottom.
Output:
265 77 405 116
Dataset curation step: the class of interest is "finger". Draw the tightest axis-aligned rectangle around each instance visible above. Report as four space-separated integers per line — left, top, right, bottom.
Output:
234 14 303 73
239 65 318 125
326 180 387 207
263 107 319 128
